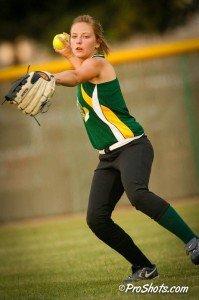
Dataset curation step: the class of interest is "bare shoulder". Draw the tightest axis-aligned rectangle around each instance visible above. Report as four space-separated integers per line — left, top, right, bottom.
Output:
82 56 116 83
81 56 106 67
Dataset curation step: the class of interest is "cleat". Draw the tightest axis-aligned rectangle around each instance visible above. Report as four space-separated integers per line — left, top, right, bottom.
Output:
185 237 199 265
123 264 158 283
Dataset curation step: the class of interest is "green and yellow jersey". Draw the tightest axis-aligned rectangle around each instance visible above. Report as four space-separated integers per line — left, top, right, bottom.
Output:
76 59 144 150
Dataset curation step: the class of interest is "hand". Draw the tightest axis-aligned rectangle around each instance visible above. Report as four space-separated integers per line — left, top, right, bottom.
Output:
54 32 74 60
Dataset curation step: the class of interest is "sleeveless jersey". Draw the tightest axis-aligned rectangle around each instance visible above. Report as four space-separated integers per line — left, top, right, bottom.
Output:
76 59 144 150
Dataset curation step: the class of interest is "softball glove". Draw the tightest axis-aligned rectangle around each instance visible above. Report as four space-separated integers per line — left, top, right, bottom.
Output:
4 71 55 119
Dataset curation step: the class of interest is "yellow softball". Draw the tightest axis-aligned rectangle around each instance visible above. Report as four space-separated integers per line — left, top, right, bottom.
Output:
53 33 69 50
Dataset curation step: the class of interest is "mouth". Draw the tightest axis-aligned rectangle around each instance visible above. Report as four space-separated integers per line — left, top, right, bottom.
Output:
75 47 83 51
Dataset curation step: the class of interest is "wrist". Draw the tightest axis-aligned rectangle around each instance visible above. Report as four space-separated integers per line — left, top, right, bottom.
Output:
65 54 75 60
54 74 62 86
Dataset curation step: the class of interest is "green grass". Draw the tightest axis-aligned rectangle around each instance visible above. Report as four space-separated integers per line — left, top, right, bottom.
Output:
0 200 198 300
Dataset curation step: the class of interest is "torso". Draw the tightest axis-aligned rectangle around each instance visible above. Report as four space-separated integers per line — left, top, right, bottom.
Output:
76 72 144 150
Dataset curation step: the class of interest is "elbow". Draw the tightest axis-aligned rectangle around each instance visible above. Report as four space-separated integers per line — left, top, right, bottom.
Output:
54 71 79 87
73 69 92 85
63 71 81 87
72 72 81 86
73 71 83 85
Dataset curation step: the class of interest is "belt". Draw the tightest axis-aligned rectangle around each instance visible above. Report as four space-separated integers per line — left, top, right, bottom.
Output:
99 134 144 154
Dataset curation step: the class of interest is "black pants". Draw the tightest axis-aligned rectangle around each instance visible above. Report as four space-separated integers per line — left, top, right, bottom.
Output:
86 135 169 266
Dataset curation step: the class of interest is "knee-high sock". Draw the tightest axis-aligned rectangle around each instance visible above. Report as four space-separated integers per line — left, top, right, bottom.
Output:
157 205 198 244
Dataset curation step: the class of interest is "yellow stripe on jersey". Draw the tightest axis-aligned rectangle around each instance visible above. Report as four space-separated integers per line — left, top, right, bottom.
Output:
101 105 134 138
81 85 93 107
81 84 134 139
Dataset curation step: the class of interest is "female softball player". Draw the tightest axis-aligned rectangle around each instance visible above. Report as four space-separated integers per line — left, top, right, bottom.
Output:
54 15 199 282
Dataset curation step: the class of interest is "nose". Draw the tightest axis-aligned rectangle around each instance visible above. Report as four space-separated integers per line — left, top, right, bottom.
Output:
76 36 82 44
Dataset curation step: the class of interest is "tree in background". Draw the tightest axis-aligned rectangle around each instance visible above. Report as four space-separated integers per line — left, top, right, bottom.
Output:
0 0 198 44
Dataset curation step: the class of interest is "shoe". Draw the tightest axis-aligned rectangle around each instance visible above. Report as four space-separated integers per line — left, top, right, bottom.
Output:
123 264 158 283
185 237 199 265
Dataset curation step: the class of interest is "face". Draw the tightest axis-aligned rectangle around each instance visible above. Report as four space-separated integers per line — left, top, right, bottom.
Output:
70 22 100 59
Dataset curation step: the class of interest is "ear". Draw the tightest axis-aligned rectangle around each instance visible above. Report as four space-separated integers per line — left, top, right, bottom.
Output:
95 39 101 49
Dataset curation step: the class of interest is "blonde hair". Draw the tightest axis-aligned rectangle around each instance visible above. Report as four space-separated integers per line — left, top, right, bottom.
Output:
71 15 110 55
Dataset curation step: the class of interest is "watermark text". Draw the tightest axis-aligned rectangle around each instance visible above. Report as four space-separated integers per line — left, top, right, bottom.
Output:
118 283 189 294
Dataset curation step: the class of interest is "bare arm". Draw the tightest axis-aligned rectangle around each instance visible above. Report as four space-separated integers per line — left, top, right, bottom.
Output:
55 50 83 68
54 70 80 87
54 58 103 86
67 55 83 68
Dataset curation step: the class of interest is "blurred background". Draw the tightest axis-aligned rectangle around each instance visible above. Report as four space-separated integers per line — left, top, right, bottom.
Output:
0 0 199 221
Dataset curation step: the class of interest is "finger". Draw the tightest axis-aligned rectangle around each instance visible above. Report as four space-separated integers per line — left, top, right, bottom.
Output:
63 32 70 39
53 47 66 54
58 37 67 45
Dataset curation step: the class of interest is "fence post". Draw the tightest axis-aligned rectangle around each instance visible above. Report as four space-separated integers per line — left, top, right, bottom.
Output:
180 54 199 186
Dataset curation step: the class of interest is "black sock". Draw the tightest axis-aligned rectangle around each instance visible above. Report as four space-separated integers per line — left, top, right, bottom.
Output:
114 235 153 268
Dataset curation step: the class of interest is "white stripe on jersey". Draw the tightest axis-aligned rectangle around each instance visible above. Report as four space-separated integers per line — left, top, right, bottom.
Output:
92 85 125 141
